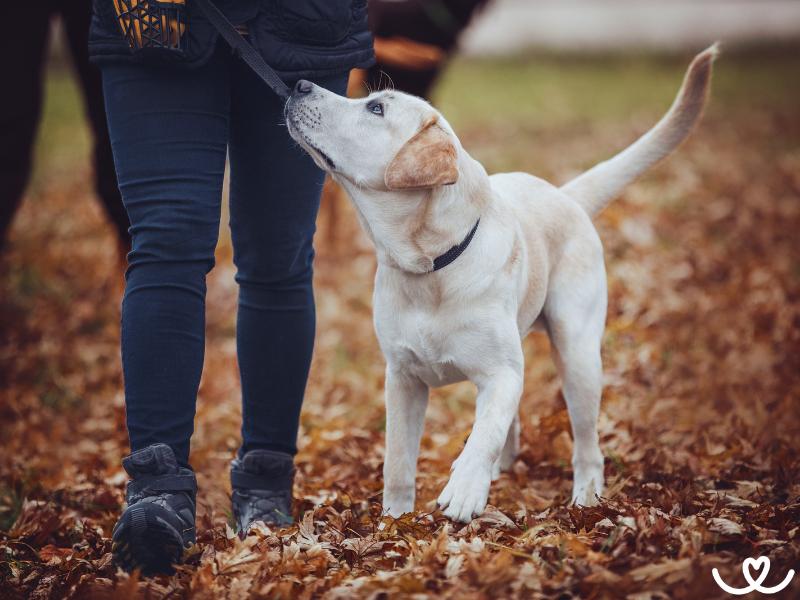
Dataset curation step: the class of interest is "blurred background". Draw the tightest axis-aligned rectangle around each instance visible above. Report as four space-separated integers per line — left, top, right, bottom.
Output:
1 1 798 597
463 0 800 53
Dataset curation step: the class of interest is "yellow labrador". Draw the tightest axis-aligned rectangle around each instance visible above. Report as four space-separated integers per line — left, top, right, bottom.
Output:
286 45 717 522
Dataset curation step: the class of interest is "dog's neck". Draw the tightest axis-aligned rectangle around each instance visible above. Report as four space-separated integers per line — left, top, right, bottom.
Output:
337 151 490 274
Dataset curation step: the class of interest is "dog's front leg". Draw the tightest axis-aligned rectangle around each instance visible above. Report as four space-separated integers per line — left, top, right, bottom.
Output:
438 365 523 523
382 367 429 517
476 393 520 481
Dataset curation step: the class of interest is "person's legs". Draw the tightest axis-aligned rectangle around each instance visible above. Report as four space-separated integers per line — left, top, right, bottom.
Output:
0 3 52 249
228 61 348 459
60 0 131 254
102 50 230 467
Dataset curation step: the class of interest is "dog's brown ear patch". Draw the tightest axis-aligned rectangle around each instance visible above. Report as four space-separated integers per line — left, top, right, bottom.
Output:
385 121 458 190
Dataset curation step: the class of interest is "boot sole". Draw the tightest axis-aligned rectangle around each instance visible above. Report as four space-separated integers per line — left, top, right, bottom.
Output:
112 504 185 575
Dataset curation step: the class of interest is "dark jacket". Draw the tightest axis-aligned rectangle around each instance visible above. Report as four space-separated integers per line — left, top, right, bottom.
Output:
89 0 374 80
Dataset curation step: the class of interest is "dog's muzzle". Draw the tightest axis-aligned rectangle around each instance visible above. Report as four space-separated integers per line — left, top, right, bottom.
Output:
284 86 336 170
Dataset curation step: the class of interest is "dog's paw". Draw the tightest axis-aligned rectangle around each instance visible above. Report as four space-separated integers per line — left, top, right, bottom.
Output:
437 463 491 523
383 487 415 518
571 464 604 507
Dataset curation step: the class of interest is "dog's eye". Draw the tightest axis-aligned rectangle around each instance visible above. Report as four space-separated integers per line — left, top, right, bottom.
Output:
368 102 384 116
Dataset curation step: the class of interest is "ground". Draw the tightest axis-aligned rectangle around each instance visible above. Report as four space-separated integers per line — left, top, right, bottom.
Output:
1 47 799 599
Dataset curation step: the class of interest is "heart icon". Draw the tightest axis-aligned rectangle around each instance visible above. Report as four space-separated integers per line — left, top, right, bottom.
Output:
742 556 770 587
713 556 794 595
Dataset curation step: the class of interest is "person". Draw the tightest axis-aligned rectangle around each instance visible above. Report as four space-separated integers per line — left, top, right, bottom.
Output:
0 0 130 254
89 0 373 574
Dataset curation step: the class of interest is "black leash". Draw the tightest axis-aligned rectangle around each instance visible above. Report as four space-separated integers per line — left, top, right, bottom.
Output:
195 0 291 99
432 219 480 272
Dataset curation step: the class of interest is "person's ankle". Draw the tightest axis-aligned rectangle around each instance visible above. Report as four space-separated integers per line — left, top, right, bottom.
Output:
231 448 295 533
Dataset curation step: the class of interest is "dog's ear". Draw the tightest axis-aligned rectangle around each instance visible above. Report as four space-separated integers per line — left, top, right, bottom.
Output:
385 121 459 190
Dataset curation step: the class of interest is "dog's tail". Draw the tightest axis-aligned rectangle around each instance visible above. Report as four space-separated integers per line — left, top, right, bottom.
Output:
560 43 718 218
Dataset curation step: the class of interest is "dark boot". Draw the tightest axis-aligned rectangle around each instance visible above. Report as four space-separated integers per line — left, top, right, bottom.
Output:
112 444 197 574
231 449 295 533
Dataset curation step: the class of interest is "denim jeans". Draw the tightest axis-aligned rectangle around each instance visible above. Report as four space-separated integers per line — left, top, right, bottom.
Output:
101 44 348 465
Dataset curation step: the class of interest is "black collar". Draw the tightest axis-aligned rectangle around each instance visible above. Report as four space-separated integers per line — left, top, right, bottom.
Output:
431 219 480 272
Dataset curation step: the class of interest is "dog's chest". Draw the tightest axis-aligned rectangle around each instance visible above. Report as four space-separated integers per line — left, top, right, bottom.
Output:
406 316 447 362
387 310 467 386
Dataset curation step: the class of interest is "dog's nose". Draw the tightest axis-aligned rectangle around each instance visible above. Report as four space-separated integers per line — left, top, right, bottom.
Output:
294 79 313 95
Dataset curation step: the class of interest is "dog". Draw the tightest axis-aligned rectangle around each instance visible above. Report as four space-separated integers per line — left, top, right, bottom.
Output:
286 45 717 522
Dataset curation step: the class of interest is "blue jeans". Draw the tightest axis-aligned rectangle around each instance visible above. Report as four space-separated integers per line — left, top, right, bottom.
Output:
102 44 348 466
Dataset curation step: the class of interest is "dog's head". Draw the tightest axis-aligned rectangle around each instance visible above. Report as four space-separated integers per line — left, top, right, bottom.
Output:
285 80 459 192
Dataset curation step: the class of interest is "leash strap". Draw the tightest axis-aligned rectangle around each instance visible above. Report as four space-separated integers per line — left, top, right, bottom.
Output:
432 219 480 272
194 0 291 99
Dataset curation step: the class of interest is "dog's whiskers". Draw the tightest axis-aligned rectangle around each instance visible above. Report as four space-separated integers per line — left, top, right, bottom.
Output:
378 70 395 92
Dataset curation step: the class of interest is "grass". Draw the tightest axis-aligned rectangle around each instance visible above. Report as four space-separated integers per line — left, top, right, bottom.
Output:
29 67 91 192
434 49 800 174
436 48 800 128
34 47 800 192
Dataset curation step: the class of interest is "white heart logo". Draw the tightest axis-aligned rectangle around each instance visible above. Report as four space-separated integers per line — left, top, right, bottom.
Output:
742 556 770 588
712 555 795 595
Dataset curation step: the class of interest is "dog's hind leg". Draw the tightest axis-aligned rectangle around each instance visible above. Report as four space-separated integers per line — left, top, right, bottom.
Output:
382 367 429 517
493 413 519 480
544 261 607 506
